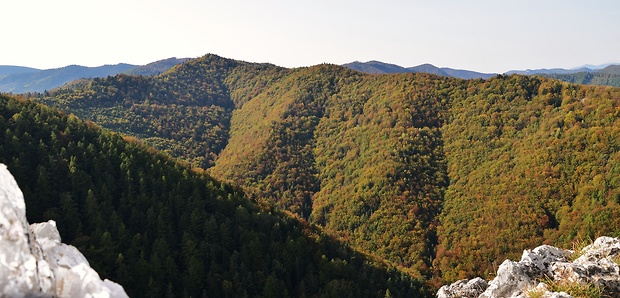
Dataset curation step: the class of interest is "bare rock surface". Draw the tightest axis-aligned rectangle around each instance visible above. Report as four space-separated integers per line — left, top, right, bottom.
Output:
0 163 128 297
437 236 620 298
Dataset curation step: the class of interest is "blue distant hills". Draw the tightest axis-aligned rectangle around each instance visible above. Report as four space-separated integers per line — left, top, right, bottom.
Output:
2 57 619 94
342 60 620 87
0 57 188 93
342 60 496 79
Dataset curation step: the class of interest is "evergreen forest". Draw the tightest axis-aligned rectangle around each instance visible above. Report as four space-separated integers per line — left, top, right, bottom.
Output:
3 54 620 296
0 93 425 297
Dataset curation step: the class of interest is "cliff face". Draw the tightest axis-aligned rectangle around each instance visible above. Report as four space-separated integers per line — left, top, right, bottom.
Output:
0 163 128 297
437 237 620 298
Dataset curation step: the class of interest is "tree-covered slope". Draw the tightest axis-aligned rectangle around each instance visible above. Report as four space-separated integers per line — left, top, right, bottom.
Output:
0 93 430 297
210 66 462 278
539 65 620 87
34 55 620 289
435 75 620 283
38 55 289 168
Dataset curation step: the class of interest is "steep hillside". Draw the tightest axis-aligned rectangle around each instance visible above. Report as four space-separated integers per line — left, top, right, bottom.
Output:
436 75 620 282
0 93 430 297
38 55 288 168
35 55 620 288
210 66 463 278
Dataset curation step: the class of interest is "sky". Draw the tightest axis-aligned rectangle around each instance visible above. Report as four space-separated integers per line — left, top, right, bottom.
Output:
2 0 619 73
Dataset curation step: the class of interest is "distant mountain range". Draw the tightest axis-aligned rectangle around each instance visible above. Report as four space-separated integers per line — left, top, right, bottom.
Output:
2 57 619 93
343 60 620 87
539 65 620 87
0 65 39 77
0 57 188 93
506 67 594 75
505 63 616 75
342 60 496 79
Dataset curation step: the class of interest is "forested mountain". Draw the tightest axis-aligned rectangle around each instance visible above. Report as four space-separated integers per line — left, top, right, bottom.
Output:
439 67 495 80
29 54 620 292
506 67 594 75
123 57 190 76
343 60 495 79
38 56 289 169
541 65 620 87
0 93 428 297
342 60 409 74
599 65 620 75
0 58 187 94
406 64 450 77
435 75 620 283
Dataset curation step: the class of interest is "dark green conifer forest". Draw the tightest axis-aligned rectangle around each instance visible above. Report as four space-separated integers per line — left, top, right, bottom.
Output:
0 93 426 297
3 54 620 296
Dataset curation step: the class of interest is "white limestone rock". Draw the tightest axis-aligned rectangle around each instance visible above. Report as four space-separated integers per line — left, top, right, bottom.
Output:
0 163 129 297
437 277 487 298
0 163 51 296
520 244 571 274
437 236 620 298
479 259 538 298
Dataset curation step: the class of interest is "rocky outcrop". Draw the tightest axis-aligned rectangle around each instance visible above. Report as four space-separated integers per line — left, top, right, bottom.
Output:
436 277 488 298
437 237 620 298
0 163 128 297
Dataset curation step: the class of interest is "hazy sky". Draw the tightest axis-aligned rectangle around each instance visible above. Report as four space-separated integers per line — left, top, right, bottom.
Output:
2 0 619 73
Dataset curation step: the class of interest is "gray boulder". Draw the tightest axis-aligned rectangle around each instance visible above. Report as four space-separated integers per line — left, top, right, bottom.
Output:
437 277 487 298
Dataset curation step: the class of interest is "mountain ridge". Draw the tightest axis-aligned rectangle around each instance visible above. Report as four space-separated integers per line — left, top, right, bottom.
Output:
344 60 620 87
343 60 495 79
0 58 188 93
0 65 39 77
4 58 619 93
